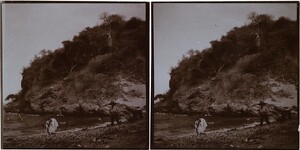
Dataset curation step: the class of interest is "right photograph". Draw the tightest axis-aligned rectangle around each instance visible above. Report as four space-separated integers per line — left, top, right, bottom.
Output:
152 2 299 149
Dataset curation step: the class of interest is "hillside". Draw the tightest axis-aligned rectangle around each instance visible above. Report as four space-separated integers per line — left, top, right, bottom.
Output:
155 13 298 116
5 13 148 117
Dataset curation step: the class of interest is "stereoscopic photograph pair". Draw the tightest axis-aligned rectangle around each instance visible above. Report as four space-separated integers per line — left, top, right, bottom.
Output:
2 1 299 149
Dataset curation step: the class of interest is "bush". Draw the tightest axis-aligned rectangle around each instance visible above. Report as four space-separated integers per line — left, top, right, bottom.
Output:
88 54 114 74
73 73 95 92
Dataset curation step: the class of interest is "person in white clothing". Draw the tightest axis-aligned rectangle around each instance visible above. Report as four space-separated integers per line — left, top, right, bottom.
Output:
45 118 59 135
194 117 207 135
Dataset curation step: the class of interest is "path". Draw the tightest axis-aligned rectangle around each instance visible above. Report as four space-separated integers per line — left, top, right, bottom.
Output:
8 118 127 138
175 118 275 138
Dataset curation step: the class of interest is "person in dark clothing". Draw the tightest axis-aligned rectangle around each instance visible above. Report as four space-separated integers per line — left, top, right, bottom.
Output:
258 101 270 126
109 101 120 126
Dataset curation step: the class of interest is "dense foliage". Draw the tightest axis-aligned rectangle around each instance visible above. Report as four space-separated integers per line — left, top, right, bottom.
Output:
168 13 298 98
18 14 148 102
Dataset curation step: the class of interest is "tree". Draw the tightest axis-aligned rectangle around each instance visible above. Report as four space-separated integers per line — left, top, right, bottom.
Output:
248 12 273 48
248 12 273 26
187 49 199 57
5 94 17 101
100 12 113 46
39 49 52 57
99 12 124 26
61 40 84 76
248 12 258 24
99 12 125 47
99 12 110 24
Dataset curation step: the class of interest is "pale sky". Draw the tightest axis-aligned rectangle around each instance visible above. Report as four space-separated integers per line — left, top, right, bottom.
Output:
2 3 146 102
154 3 298 95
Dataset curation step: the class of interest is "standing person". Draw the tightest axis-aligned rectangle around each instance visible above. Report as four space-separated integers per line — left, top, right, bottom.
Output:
45 117 59 135
109 101 120 126
258 101 270 126
18 113 24 121
194 116 207 135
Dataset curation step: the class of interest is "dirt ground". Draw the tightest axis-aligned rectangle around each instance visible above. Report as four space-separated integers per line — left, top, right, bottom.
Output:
153 117 299 149
3 119 148 149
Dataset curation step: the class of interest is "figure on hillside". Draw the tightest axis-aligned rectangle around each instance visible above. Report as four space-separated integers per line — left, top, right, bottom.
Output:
258 101 270 126
194 116 207 135
57 108 64 117
15 109 24 121
107 30 112 47
109 101 120 126
18 113 24 121
45 117 59 135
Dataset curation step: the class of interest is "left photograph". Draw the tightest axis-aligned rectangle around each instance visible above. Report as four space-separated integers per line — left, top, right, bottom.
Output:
2 2 149 148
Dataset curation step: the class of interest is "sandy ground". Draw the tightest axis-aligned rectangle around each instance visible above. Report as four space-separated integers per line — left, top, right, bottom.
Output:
153 113 299 149
3 119 148 149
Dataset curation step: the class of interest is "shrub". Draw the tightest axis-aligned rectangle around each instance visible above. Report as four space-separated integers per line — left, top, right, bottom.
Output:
88 54 114 74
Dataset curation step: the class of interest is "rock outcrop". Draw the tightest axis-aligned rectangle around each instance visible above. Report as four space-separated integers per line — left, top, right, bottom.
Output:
155 15 298 116
5 15 147 118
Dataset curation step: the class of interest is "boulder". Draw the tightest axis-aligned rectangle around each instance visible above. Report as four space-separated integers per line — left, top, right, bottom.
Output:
100 105 111 115
208 104 228 116
189 98 210 114
4 101 21 113
29 101 43 113
227 103 248 116
43 106 59 114
60 104 80 115
79 102 100 114
246 107 259 116
154 100 168 112
113 104 131 116
178 102 189 112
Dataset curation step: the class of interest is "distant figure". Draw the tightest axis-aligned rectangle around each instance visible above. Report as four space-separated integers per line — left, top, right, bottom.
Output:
109 101 120 126
107 32 112 47
15 109 24 121
45 118 59 135
258 101 270 126
56 110 64 117
18 113 24 121
194 117 207 135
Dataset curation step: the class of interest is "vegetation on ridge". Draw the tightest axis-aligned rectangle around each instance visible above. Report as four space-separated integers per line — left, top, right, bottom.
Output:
7 13 148 113
158 13 298 113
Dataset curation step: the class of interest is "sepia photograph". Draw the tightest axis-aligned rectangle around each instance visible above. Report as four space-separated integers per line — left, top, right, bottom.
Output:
2 2 149 148
153 2 299 149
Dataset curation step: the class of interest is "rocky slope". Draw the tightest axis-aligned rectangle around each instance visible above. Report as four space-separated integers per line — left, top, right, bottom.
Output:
5 14 148 118
6 71 146 117
155 14 298 116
